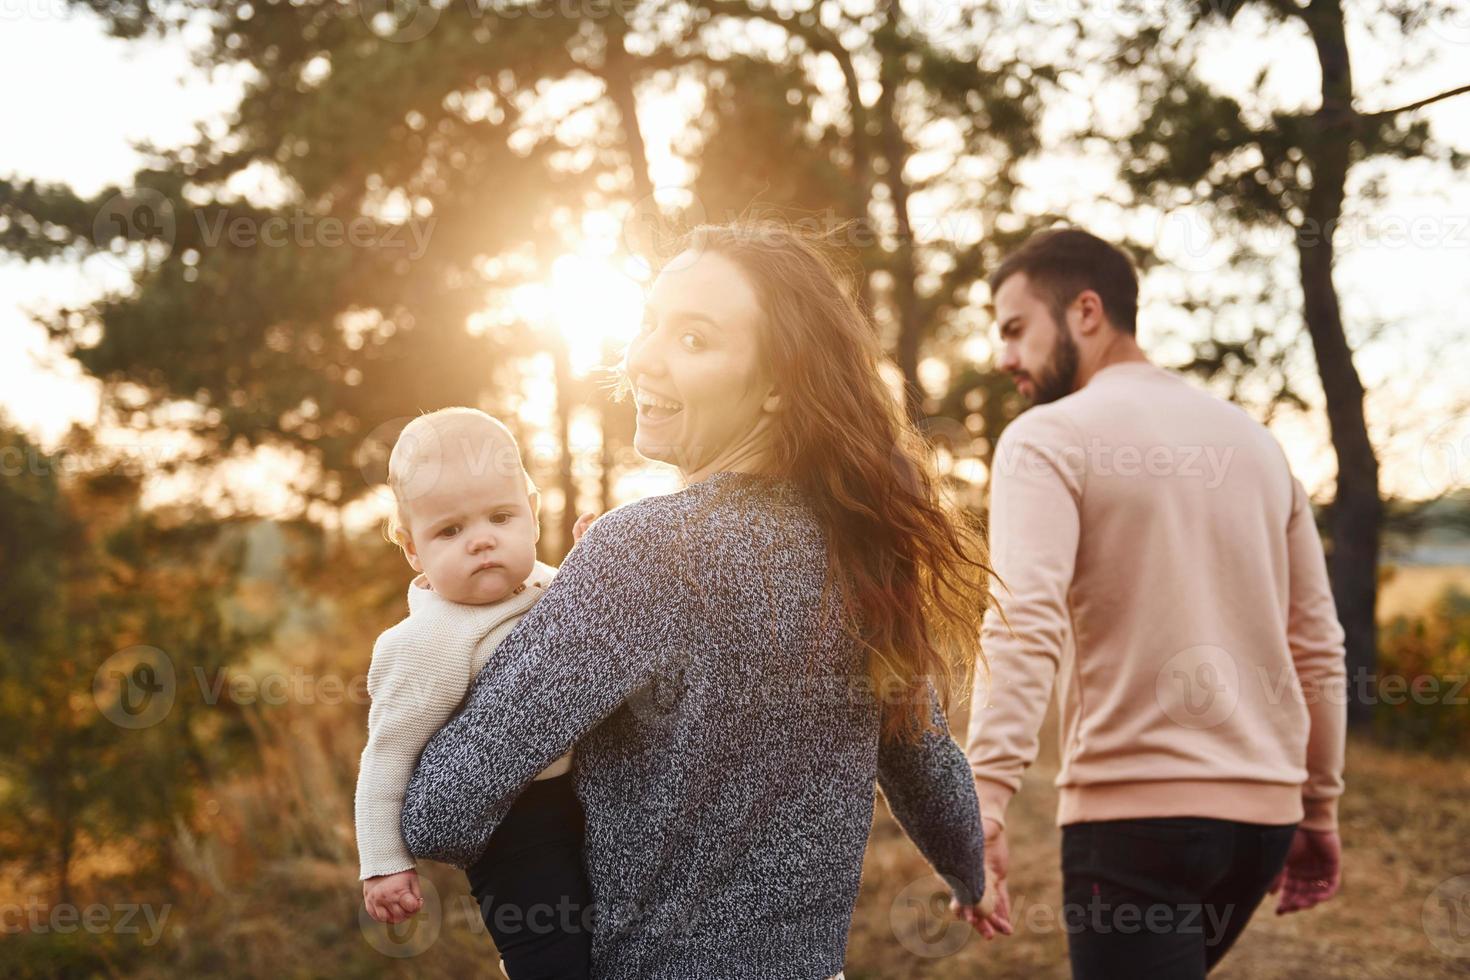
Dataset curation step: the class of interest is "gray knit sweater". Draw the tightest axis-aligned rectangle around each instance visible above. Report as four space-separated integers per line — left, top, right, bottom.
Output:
400 470 985 979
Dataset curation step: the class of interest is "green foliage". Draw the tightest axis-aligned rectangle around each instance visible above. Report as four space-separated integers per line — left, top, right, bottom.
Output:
1376 585 1470 754
0 424 264 902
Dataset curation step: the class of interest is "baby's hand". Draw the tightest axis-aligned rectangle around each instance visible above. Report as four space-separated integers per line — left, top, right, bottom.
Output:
363 869 423 924
572 511 599 543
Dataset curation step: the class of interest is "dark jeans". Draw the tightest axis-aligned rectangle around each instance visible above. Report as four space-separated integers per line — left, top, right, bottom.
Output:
464 772 593 980
1061 816 1297 980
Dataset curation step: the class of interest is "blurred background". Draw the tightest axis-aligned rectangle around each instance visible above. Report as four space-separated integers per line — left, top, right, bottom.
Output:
1 0 1468 976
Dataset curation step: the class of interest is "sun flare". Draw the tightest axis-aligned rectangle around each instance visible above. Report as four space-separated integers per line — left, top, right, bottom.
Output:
511 250 647 376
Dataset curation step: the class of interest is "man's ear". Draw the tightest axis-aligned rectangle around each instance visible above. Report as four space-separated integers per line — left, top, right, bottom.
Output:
1072 289 1106 337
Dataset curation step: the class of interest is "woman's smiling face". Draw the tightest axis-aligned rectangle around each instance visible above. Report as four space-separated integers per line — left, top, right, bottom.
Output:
624 248 780 481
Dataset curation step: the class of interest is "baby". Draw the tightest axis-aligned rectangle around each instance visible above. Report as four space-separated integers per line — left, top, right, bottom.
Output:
354 407 593 978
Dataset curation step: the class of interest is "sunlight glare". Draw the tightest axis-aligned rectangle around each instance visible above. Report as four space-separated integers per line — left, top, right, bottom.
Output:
513 251 646 376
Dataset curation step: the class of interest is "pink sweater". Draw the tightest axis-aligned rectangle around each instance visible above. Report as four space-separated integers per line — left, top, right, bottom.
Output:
965 361 1346 832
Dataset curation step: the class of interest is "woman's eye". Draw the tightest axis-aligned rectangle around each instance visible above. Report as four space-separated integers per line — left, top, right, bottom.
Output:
680 332 705 351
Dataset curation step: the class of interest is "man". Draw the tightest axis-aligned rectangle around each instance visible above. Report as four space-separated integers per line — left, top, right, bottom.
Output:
965 228 1346 978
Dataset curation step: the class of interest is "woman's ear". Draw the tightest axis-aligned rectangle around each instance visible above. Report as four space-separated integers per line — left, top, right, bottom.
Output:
761 391 782 413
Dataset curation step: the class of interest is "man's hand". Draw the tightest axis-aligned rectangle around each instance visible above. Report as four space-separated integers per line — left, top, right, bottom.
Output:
952 817 1014 939
363 868 423 924
572 512 599 543
1268 827 1341 914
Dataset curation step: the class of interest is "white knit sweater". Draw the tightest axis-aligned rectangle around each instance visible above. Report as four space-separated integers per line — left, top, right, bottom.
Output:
354 560 568 879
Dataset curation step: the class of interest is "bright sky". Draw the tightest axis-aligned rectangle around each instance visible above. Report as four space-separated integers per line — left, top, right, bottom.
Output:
2 4 1467 513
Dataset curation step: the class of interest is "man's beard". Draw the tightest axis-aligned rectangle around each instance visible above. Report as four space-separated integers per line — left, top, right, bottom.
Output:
1030 325 1079 405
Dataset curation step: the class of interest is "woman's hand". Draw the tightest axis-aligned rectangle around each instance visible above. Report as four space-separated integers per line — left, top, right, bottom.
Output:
952 819 1013 939
363 869 423 924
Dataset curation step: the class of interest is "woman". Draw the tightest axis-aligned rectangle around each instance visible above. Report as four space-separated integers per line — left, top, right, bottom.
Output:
400 221 992 979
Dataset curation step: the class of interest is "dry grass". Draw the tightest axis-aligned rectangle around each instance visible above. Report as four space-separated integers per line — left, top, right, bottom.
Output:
121 706 1466 979
847 704 1470 979
8 676 1468 978
1379 565 1470 619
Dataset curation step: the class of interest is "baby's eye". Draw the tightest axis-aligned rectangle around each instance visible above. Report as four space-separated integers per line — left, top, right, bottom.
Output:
438 525 459 538
490 512 512 525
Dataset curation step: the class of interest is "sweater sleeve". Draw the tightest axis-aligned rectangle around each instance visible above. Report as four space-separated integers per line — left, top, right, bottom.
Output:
1284 477 1348 831
400 506 686 869
877 680 987 906
354 622 476 879
964 410 1083 828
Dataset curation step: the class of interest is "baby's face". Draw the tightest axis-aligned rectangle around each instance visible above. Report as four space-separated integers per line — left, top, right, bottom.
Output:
401 456 539 605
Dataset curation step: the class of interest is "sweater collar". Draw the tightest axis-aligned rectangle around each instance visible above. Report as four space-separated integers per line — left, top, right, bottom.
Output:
405 560 556 617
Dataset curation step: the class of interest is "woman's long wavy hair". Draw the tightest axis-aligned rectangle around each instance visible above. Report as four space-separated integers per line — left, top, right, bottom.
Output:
652 220 992 743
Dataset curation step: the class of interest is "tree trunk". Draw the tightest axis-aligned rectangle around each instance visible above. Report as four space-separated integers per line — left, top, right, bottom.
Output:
602 24 654 203
597 23 649 515
1300 0 1378 728
876 3 924 422
551 339 578 558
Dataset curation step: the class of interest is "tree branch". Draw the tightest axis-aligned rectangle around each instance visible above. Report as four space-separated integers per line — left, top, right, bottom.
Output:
1257 0 1307 22
1365 82 1470 120
690 0 871 205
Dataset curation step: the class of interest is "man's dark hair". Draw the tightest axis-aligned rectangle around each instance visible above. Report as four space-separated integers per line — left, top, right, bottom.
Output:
988 228 1139 335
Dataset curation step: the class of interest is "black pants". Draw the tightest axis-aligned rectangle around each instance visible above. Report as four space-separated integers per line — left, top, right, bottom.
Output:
1061 816 1297 980
464 772 593 980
